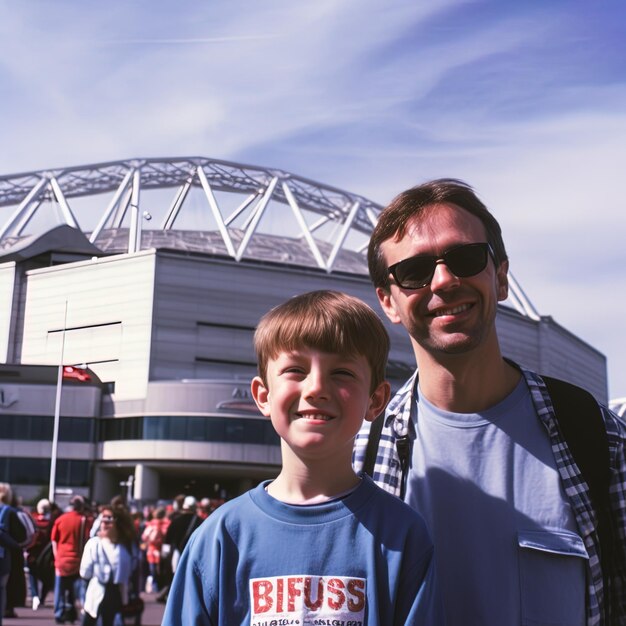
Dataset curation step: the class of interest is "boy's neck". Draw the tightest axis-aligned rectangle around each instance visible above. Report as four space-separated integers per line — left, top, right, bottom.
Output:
267 457 361 505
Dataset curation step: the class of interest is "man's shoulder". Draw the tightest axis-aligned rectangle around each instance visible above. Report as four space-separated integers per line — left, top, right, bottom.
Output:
0 504 19 530
52 512 68 528
355 479 433 560
169 512 192 532
360 478 429 529
388 370 419 406
0 503 16 518
65 511 84 526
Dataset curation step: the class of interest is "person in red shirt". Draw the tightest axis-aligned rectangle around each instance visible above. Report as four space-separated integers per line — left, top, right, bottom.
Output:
141 507 170 592
51 496 90 624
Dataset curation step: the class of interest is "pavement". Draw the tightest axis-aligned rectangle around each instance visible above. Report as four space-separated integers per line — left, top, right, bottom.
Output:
5 592 165 626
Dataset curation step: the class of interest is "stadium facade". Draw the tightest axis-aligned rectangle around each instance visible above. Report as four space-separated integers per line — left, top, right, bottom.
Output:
0 157 609 504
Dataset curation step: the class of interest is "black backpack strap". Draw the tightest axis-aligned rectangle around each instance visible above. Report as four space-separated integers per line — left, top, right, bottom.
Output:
542 375 613 620
362 414 384 478
542 376 610 507
363 415 411 498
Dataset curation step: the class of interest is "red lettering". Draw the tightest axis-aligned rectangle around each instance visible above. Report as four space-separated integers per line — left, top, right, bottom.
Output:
303 577 324 610
252 580 273 614
276 578 284 613
287 577 303 611
327 578 346 610
347 579 365 611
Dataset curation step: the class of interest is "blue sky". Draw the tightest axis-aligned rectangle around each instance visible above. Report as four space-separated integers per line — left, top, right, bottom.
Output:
1 0 625 398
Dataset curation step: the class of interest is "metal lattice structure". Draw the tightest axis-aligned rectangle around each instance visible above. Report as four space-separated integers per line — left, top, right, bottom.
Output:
610 398 626 418
0 156 539 318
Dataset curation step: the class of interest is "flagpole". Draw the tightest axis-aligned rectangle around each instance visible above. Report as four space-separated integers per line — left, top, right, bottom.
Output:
49 300 68 502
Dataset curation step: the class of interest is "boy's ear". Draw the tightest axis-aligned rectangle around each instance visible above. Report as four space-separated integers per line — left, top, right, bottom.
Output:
251 376 272 417
364 381 391 423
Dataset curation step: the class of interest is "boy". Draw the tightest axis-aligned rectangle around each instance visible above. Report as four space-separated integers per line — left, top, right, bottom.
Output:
162 290 443 625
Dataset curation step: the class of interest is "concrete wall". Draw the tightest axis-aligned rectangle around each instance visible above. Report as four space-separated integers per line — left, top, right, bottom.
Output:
150 252 415 384
20 251 157 400
1 248 610 503
497 306 607 403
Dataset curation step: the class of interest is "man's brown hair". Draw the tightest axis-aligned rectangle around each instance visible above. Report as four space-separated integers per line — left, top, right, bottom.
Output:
254 290 389 391
368 178 508 290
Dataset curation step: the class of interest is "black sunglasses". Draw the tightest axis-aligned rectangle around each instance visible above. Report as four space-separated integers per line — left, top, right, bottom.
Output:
388 242 495 290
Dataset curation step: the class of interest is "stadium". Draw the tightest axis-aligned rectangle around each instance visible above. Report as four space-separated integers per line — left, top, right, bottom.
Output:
0 157 609 505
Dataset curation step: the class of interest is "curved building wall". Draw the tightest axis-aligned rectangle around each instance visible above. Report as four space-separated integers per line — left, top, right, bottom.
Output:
0 247 609 503
496 306 607 403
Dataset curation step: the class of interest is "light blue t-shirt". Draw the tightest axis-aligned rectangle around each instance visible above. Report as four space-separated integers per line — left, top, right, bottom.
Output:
405 378 587 626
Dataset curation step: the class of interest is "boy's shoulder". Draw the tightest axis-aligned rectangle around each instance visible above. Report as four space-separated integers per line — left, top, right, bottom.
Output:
190 486 260 541
192 478 428 539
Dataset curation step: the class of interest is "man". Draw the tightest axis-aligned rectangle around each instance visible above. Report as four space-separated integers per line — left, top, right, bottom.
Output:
165 496 202 571
0 483 27 626
157 495 202 604
353 179 626 626
197 498 212 521
51 495 90 624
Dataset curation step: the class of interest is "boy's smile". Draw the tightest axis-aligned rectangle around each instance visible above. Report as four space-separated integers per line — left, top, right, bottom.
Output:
251 347 389 461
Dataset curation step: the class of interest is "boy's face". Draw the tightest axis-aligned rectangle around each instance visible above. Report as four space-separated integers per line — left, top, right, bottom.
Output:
251 347 389 461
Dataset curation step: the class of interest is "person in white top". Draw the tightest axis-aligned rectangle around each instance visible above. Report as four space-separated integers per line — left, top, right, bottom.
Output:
79 506 132 626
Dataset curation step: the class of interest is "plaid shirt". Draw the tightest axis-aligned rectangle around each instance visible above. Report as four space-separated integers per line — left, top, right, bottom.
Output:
353 364 626 626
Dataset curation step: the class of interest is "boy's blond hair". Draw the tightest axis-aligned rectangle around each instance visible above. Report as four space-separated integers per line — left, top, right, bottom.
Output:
254 290 389 391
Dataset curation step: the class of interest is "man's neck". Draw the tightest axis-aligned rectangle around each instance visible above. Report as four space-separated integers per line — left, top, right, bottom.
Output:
415 346 521 413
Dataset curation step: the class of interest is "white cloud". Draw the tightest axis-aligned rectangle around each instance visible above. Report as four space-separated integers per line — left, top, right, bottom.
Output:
1 0 625 395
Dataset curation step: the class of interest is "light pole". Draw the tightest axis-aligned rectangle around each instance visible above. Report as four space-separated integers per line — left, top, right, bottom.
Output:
48 300 68 502
120 474 134 505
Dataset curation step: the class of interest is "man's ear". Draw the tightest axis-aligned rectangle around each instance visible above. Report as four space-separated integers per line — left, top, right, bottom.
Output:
364 381 391 423
376 287 402 325
496 259 509 302
251 376 272 417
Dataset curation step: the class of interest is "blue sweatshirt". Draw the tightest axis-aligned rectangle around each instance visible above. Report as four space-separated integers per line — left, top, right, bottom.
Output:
162 475 443 625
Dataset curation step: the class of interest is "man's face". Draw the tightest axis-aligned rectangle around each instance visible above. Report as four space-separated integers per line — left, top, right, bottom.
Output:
376 203 508 361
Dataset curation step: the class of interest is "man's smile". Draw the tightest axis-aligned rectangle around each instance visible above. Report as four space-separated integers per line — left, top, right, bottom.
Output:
428 302 474 318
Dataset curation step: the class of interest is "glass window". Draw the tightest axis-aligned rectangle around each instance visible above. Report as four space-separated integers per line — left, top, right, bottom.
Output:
224 421 245 443
187 416 206 441
31 417 54 440
0 415 95 442
205 418 226 442
263 423 281 446
9 457 49 484
168 416 187 440
12 416 31 439
58 460 91 487
96 415 280 446
60 417 95 443
144 416 167 440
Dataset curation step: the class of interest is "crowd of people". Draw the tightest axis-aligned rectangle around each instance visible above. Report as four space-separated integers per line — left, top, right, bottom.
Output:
0 481 222 625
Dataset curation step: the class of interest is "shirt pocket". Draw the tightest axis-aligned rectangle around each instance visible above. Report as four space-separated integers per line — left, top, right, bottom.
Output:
517 529 588 626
